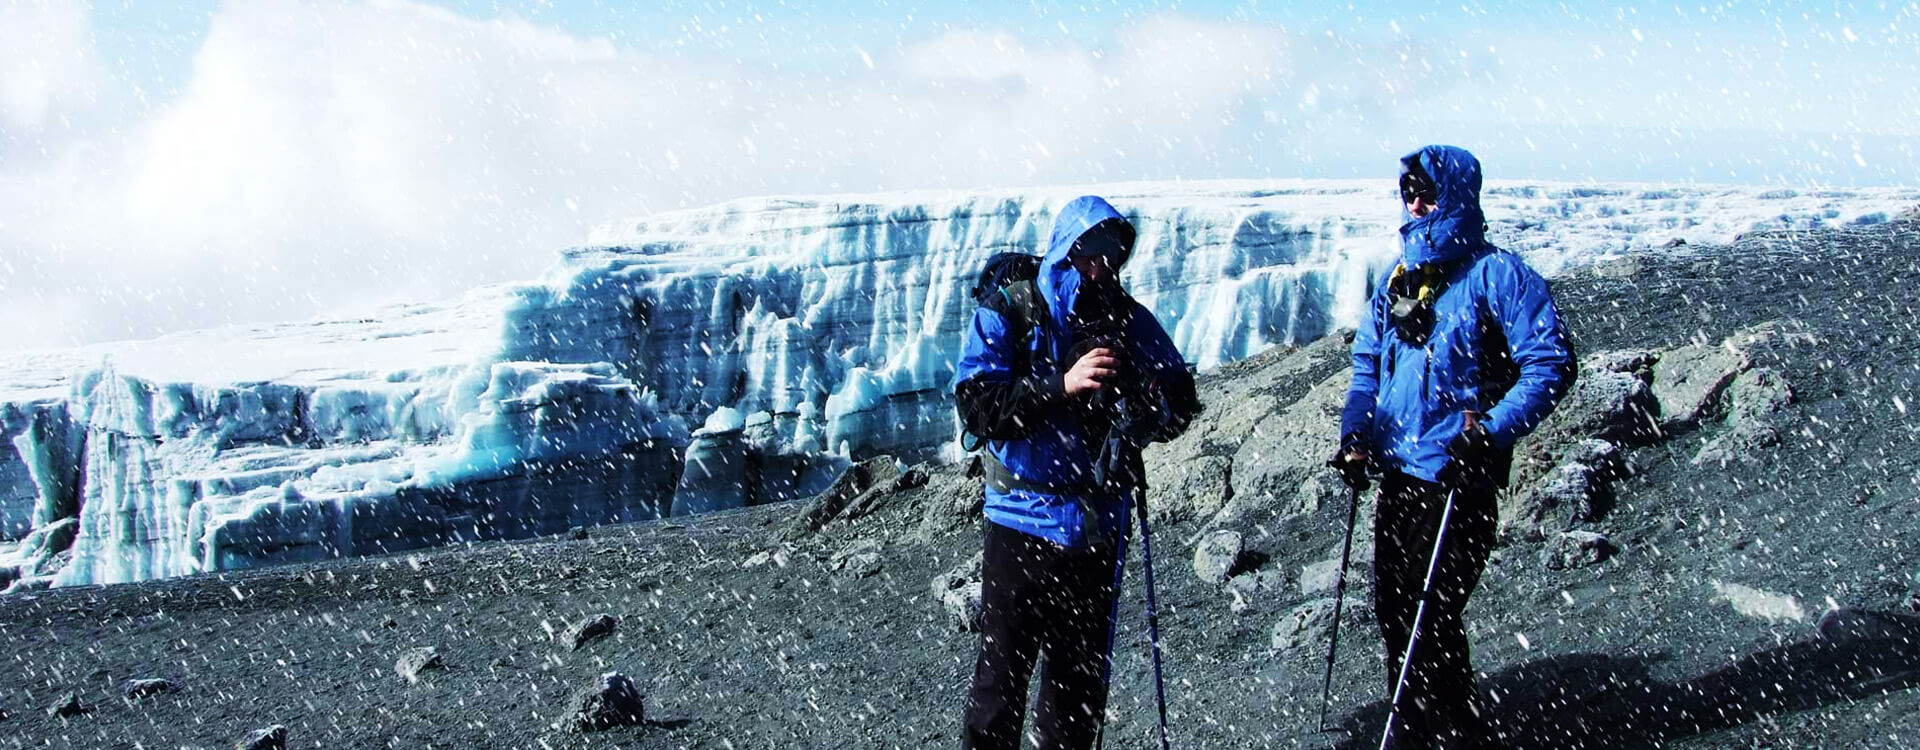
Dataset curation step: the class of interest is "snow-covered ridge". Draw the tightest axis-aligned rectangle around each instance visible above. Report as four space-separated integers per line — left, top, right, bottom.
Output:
3 179 1913 588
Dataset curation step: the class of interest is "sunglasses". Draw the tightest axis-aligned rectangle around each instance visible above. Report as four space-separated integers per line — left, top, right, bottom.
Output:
1399 169 1438 205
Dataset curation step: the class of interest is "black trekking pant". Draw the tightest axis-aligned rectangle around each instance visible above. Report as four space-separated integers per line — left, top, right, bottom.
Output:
1373 471 1497 749
962 520 1121 750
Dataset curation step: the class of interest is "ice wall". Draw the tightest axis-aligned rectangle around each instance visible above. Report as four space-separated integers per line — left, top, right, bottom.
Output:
3 179 1914 587
519 180 1920 462
522 184 1397 462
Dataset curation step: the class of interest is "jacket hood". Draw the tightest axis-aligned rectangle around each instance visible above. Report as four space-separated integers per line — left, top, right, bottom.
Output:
1039 195 1135 336
1398 145 1487 269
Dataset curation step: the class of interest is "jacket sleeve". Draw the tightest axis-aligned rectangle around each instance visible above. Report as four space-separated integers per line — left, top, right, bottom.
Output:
952 306 1068 441
1340 285 1388 446
1125 304 1201 443
1480 257 1578 449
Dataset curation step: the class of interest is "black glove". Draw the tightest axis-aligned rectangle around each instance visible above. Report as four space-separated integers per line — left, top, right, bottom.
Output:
1327 432 1370 492
1437 422 1495 489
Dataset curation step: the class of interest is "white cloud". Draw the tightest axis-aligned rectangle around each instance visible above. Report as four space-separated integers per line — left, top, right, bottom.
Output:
0 0 100 133
0 1 1912 351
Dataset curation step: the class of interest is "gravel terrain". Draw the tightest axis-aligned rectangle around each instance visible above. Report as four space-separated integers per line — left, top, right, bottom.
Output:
4 214 1919 749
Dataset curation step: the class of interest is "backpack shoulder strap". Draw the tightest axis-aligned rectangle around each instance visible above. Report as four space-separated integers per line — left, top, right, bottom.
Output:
995 278 1041 337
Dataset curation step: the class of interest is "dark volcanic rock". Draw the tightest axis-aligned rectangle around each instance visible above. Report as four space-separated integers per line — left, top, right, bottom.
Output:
562 614 620 651
788 456 900 538
892 465 930 492
1223 568 1286 613
1147 332 1350 527
46 691 86 719
569 671 646 732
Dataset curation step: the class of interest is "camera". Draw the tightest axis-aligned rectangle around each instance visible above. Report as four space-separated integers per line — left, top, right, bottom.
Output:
1068 328 1169 448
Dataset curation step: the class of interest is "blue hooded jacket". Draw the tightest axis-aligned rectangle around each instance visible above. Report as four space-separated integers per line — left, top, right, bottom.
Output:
1340 146 1577 483
951 196 1192 546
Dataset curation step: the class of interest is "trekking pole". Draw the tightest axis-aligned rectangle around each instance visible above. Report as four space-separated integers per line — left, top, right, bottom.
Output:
1315 481 1366 733
1135 490 1173 750
1094 538 1126 750
1379 485 1460 750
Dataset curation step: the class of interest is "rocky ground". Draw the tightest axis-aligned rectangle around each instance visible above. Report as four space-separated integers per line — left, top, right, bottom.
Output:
4 213 1920 749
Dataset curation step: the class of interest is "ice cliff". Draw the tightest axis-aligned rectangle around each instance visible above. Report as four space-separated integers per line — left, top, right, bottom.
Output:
3 180 1913 587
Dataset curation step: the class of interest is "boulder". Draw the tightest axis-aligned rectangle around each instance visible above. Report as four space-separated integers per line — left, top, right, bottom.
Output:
569 671 647 732
1298 557 1361 598
1223 569 1287 613
1192 530 1245 584
1584 350 1658 378
829 540 884 580
1816 607 1920 644
1693 367 1795 466
1529 367 1658 450
1723 367 1794 424
1270 595 1371 655
1149 455 1233 525
1141 333 1350 526
1221 369 1350 524
46 691 86 719
1543 530 1613 570
1504 440 1621 541
235 725 289 750
395 646 445 683
1562 439 1623 472
562 614 621 651
932 552 985 632
742 546 792 569
1650 343 1747 429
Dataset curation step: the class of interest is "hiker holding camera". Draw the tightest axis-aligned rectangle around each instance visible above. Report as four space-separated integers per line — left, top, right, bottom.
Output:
1330 146 1576 749
952 195 1200 750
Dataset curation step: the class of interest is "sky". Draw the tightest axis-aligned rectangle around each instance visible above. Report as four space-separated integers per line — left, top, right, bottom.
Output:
1 0 1917 352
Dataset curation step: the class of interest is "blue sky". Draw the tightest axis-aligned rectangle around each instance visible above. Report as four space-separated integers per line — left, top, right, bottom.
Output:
60 0 1917 187
2 0 1916 350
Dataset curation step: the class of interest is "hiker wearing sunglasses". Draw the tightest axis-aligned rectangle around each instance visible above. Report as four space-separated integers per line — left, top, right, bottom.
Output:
1329 146 1577 748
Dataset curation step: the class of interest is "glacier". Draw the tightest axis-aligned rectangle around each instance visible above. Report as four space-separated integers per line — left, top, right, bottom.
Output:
2 179 1914 589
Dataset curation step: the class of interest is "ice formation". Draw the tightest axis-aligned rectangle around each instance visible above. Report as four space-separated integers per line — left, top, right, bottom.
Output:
2 179 1913 587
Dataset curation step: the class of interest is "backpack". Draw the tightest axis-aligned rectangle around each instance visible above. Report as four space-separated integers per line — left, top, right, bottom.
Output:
958 252 1045 452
